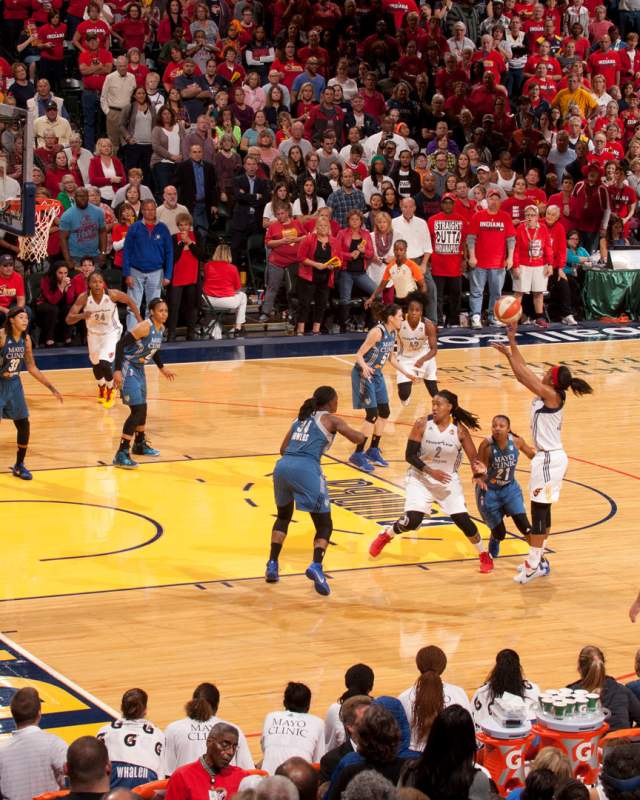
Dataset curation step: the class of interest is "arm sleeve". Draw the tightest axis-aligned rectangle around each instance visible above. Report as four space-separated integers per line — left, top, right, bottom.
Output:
115 331 136 370
152 350 165 369
406 439 426 471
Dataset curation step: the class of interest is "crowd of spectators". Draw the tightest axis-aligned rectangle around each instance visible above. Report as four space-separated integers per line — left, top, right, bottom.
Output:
1 644 639 800
1 0 640 339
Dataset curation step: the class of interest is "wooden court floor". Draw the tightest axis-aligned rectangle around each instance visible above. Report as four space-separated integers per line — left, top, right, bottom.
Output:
1 339 639 747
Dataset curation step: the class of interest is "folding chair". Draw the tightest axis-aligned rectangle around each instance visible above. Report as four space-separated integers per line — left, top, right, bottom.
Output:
198 292 227 339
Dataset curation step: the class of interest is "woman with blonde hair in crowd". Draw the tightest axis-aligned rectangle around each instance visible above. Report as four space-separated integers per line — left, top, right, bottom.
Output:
567 646 640 731
242 71 267 113
368 211 395 304
202 243 248 338
296 214 341 335
270 155 297 197
505 748 572 800
88 138 126 205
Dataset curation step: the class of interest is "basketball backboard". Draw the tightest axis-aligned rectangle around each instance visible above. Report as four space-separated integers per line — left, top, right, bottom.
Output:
0 103 35 237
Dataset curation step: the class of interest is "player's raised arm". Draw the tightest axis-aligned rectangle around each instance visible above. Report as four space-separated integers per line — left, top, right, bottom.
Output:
492 324 557 404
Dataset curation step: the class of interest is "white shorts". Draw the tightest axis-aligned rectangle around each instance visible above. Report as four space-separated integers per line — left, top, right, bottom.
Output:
396 355 437 383
404 470 468 516
88 331 121 366
512 265 548 294
529 450 568 503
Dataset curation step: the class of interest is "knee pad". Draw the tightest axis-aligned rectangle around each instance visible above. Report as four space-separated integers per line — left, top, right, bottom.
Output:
377 403 390 419
531 501 551 535
512 513 532 537
13 418 30 445
273 502 294 534
124 404 147 435
311 512 333 542
394 510 424 533
92 364 103 381
131 404 147 428
365 408 378 424
491 521 507 541
99 359 113 379
425 380 439 397
398 383 412 402
450 512 478 539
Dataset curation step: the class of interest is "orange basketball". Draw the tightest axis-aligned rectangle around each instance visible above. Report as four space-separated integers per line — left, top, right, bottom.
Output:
493 295 522 324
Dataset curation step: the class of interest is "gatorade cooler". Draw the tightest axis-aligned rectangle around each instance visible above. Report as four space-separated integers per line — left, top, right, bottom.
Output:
531 722 609 783
476 731 533 795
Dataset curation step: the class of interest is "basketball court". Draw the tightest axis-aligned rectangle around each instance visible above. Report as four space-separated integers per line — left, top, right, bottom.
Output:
1 332 639 752
1 101 638 753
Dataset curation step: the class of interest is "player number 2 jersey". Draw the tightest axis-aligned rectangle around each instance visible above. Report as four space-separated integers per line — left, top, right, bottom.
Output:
530 392 565 451
414 417 463 478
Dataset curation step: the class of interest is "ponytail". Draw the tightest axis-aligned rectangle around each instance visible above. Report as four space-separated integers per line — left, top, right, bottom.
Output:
577 646 606 692
412 670 444 745
553 366 594 397
371 301 402 324
436 390 481 431
121 688 148 720
298 385 337 420
185 682 219 721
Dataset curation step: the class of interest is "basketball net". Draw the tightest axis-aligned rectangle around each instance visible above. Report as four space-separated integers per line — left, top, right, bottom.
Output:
18 199 62 263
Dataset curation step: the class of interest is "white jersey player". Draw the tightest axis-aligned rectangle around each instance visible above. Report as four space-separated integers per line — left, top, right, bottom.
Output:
96 689 165 789
369 390 495 574
261 683 325 775
492 325 593 583
163 682 255 774
66 271 141 408
396 291 438 406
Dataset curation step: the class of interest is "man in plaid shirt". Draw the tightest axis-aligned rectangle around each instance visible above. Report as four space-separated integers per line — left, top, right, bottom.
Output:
326 168 367 227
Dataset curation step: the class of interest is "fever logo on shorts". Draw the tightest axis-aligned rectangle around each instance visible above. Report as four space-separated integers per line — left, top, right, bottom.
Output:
0 635 115 744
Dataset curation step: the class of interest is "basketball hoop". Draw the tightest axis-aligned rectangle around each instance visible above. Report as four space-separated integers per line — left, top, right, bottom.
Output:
17 199 62 263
